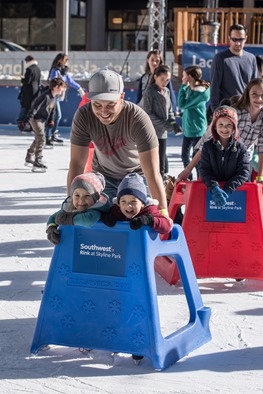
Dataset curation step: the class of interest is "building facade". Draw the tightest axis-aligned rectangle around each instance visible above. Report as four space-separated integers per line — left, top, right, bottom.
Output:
0 0 258 52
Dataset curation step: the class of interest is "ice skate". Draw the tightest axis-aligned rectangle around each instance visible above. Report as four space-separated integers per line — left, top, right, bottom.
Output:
32 157 48 172
24 150 35 167
51 130 64 145
78 348 92 353
45 137 54 149
132 354 144 365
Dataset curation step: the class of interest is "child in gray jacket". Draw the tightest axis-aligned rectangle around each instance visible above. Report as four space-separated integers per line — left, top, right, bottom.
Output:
141 64 182 180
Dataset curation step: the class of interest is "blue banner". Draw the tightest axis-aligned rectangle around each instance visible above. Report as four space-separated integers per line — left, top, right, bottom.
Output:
182 42 263 81
205 190 247 222
73 228 128 276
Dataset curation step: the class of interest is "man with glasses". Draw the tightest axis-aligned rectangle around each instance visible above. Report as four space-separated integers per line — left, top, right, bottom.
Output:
210 24 259 112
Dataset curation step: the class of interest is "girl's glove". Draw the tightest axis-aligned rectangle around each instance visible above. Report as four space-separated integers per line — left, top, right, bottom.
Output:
46 225 60 245
130 214 154 230
170 120 183 135
55 212 75 225
211 186 228 207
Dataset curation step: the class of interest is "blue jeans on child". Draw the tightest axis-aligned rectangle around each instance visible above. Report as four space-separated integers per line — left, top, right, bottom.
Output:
181 136 201 180
45 100 62 139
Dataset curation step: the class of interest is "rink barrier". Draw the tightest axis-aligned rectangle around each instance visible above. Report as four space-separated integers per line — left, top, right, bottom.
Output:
30 222 211 371
155 181 263 285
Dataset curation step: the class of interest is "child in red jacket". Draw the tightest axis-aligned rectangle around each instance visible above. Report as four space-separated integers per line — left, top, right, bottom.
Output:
101 172 173 234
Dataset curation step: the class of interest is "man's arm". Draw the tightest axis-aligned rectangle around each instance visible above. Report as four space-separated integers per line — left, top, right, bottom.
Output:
139 147 167 210
67 143 89 194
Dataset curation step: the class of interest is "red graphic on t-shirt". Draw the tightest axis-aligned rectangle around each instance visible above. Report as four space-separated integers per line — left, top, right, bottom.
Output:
95 134 126 156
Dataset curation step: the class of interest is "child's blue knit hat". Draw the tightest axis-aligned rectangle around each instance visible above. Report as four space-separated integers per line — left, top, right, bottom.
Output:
117 173 147 204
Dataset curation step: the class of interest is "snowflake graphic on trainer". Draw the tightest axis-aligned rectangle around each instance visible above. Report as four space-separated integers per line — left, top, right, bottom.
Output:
58 264 70 277
103 327 117 340
132 305 145 320
131 331 145 346
61 315 74 328
109 300 121 314
49 295 63 309
128 262 141 276
83 300 96 313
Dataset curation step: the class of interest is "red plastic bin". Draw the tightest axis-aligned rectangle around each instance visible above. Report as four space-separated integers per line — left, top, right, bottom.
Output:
155 181 263 284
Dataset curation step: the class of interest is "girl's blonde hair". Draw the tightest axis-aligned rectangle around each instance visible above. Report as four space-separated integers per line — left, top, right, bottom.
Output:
183 65 210 89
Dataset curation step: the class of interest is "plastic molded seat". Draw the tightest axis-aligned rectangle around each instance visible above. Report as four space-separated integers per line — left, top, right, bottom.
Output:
31 222 211 370
155 181 263 285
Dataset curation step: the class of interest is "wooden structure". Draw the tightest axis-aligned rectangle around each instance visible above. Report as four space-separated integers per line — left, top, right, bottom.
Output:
173 7 263 77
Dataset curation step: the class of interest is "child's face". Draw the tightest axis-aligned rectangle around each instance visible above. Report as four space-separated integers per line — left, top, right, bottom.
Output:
72 188 95 211
119 195 145 219
249 84 263 110
154 71 171 90
182 71 189 84
216 117 234 141
53 85 66 97
147 54 161 74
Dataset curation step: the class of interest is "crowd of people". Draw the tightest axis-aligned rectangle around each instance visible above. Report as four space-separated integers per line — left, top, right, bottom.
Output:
18 22 263 225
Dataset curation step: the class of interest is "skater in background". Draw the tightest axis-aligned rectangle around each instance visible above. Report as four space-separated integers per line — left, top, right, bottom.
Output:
100 172 173 234
46 172 110 245
45 52 85 147
24 77 66 172
140 64 182 180
136 49 177 114
199 105 250 207
209 24 258 113
17 55 41 132
178 65 210 180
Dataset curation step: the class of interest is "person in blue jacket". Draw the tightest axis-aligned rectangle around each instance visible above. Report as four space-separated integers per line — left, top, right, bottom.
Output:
45 52 85 146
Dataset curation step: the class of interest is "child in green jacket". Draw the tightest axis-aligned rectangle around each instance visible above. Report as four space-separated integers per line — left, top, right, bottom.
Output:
178 65 210 180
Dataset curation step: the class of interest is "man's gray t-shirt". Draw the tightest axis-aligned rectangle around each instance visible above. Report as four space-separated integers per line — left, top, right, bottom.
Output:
71 100 158 179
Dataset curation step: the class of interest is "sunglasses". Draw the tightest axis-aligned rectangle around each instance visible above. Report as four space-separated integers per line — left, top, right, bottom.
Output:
230 37 246 43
